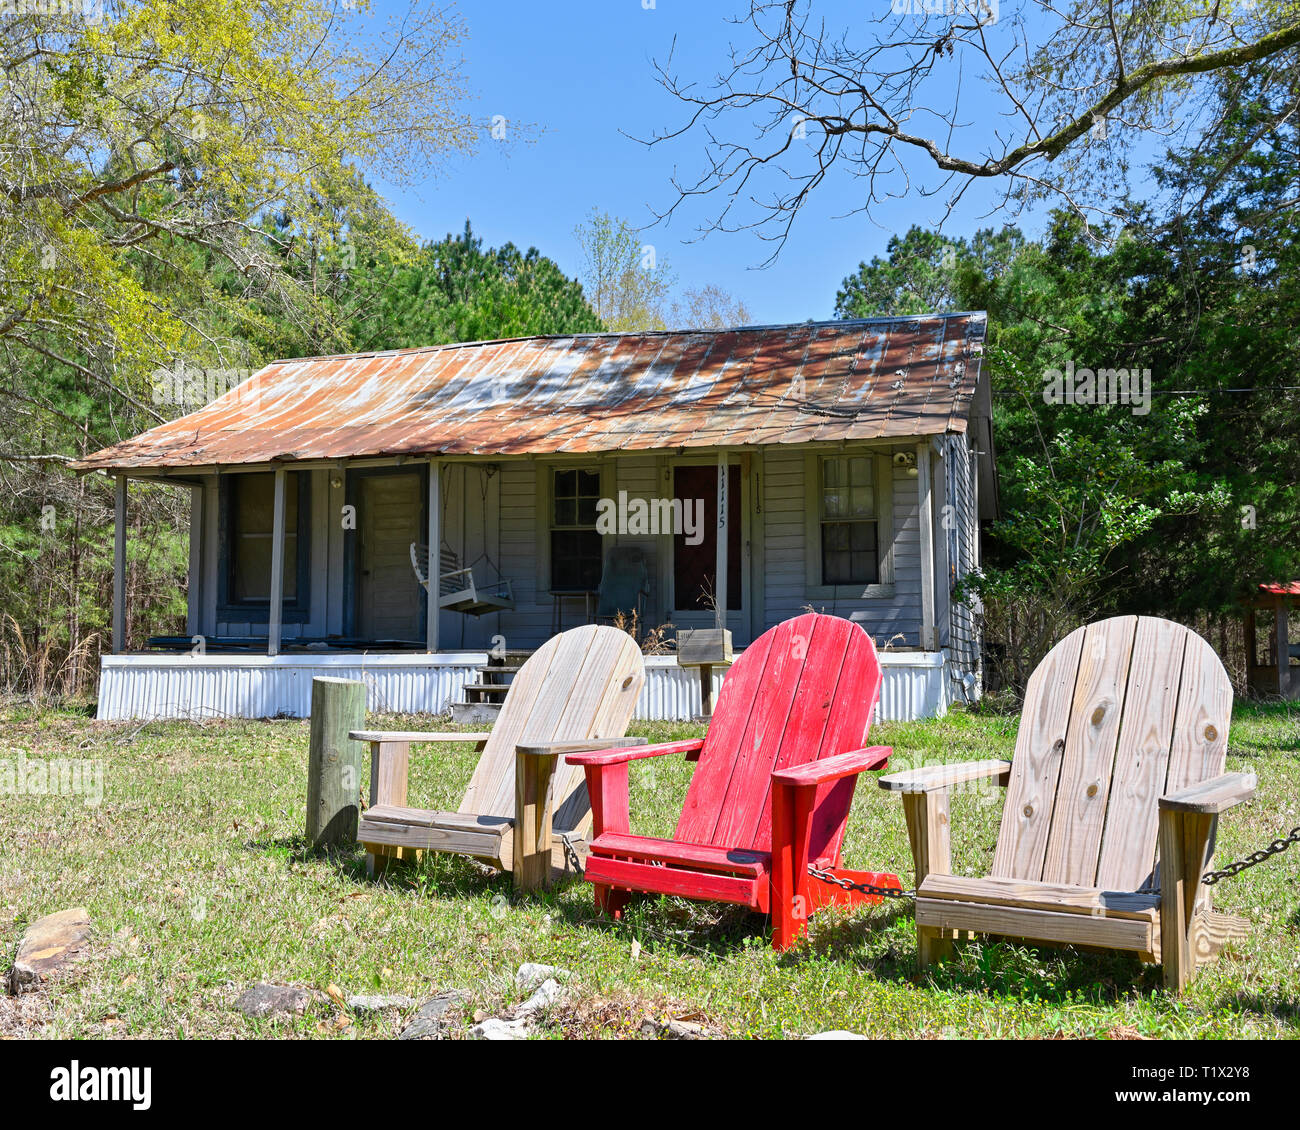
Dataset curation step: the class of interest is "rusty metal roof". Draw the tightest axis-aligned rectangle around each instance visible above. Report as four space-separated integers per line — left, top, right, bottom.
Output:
74 313 988 471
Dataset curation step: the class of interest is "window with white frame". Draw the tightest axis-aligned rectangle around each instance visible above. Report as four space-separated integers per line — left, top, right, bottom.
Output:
819 455 879 585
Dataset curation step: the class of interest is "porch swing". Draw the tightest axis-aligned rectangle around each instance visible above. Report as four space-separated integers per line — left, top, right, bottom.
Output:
408 465 514 617
409 541 514 616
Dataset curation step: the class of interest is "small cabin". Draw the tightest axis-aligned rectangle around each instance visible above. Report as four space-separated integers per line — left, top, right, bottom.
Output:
73 314 998 722
1244 582 1299 699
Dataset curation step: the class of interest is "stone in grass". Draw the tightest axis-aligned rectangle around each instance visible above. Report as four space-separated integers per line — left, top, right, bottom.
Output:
639 1016 719 1040
397 990 467 1041
469 1017 531 1041
806 1030 869 1040
516 963 571 994
515 978 565 1018
467 975 569 1040
347 994 417 1014
236 984 313 1019
8 908 91 995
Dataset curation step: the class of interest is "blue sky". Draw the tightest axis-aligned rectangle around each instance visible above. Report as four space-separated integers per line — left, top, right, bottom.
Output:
366 1 1073 324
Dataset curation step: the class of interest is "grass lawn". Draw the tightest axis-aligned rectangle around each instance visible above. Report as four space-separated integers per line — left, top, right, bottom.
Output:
1 702 1297 1039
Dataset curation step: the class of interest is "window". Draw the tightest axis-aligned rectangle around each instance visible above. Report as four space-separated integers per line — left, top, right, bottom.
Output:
820 456 878 585
550 468 602 590
219 472 310 619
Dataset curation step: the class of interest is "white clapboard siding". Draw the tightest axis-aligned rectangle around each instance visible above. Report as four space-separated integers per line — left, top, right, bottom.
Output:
96 649 950 722
762 449 924 644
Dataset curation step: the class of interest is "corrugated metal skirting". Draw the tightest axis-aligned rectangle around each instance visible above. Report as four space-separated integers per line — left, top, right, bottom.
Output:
96 652 951 723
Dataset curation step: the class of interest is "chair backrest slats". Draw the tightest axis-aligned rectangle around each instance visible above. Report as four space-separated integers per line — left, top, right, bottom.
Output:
993 615 1232 892
457 624 645 830
674 613 882 853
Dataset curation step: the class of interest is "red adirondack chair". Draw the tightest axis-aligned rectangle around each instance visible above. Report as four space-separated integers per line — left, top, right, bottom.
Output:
564 612 899 949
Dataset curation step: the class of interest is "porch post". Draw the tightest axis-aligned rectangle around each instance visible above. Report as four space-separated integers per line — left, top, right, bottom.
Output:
267 465 286 657
916 441 937 650
187 483 203 638
112 474 126 654
1276 596 1290 698
715 450 728 631
427 457 440 653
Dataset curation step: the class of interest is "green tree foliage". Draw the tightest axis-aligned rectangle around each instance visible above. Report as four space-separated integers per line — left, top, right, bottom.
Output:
349 222 603 351
0 3 603 700
573 209 678 331
836 226 1024 319
840 69 1300 693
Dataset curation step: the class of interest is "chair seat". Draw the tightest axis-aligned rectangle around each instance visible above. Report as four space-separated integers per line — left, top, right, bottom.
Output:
359 805 514 863
589 832 770 877
586 832 770 910
918 873 1160 921
363 805 512 832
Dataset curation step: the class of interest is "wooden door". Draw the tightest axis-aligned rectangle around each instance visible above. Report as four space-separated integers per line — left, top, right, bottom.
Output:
356 472 424 642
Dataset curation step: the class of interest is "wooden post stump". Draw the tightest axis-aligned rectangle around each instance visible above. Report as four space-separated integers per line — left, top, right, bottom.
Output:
306 676 367 848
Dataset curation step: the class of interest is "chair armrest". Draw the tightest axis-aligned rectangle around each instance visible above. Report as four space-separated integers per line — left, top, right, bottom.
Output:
564 739 704 767
350 730 491 744
516 737 649 757
878 759 1011 794
1159 771 1257 815
771 746 891 788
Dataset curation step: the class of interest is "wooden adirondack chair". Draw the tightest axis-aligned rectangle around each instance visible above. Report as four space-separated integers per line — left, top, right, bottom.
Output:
355 624 646 890
880 615 1256 991
563 613 899 950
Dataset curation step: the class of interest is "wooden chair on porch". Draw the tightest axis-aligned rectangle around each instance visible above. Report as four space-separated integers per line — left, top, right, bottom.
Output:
880 615 1256 991
563 612 900 950
354 624 646 890
595 546 650 624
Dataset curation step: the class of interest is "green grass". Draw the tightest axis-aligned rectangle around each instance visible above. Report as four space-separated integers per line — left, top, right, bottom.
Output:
1 703 1297 1039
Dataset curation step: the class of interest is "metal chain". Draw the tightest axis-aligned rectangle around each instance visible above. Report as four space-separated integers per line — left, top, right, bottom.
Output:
560 833 585 876
806 864 915 900
801 823 1300 896
1203 825 1300 886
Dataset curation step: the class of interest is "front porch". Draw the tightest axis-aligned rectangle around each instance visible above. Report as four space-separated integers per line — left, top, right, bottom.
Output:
95 647 954 723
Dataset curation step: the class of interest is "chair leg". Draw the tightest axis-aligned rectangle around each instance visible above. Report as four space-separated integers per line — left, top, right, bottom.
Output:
1159 808 1216 992
595 884 630 918
917 924 955 969
770 777 816 951
514 749 560 893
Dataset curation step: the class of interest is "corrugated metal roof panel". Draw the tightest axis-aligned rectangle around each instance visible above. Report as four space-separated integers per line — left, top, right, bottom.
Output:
73 313 988 470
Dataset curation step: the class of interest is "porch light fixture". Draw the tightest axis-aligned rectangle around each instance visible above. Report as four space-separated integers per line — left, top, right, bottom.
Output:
893 450 918 476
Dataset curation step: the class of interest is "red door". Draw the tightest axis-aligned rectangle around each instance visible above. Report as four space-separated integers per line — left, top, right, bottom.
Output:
672 464 741 613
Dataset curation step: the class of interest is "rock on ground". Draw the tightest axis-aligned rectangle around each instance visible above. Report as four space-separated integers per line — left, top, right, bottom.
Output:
398 990 466 1040
8 908 91 995
639 1016 719 1040
516 963 570 993
469 1017 531 1040
515 978 565 1018
347 994 417 1013
235 984 313 1019
806 1030 869 1040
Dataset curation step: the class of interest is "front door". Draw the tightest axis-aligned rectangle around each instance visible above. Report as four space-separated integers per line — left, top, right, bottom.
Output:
672 463 742 619
356 471 424 642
